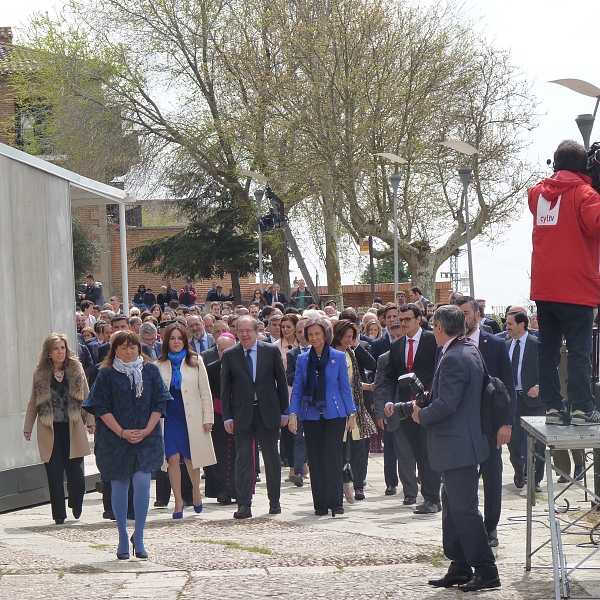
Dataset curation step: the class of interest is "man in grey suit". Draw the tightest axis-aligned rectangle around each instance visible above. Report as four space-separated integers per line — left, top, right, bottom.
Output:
414 305 499 592
139 322 163 360
221 316 289 519
505 312 544 490
187 315 216 354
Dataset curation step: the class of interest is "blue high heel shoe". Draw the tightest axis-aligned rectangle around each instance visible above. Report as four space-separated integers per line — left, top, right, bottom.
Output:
173 501 186 519
193 503 203 514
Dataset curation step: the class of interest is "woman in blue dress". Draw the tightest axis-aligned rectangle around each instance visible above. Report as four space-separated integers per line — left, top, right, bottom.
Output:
83 330 171 560
157 323 216 519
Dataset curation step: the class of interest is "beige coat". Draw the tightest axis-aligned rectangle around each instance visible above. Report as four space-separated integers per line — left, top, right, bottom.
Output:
23 359 92 463
158 357 216 469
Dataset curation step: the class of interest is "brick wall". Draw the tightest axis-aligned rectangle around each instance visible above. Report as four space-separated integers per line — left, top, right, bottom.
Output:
0 74 15 146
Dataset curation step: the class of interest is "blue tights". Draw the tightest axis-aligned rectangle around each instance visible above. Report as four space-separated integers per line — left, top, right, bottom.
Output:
111 471 151 556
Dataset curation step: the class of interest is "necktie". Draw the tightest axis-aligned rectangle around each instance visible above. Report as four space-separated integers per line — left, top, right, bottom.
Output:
245 349 254 380
407 338 414 372
273 293 278 305
511 339 520 387
199 338 205 353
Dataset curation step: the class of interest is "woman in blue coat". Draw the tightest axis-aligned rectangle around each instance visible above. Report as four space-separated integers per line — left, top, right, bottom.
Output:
83 331 171 560
288 317 356 516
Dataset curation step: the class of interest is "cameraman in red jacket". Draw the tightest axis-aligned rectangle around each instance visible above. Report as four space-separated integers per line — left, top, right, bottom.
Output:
529 139 600 425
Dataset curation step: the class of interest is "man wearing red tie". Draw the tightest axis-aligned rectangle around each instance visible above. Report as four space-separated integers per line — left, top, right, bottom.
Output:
380 303 439 514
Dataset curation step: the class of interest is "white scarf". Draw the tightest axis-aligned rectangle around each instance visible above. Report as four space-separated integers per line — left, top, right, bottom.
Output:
113 356 144 397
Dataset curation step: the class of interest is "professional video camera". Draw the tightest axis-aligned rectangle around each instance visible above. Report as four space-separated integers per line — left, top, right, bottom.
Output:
587 142 600 192
392 373 430 420
259 185 287 232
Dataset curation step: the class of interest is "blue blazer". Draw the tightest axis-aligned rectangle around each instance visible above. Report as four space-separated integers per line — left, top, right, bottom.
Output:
289 347 356 420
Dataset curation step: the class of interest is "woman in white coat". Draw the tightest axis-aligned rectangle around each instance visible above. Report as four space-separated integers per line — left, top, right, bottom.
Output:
157 322 216 518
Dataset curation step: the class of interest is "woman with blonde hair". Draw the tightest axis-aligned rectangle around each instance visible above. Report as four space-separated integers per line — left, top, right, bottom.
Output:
157 322 216 518
83 331 171 560
24 333 93 524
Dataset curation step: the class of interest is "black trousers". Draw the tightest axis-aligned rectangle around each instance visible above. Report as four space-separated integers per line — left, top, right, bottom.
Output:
303 416 346 512
441 465 497 577
234 406 281 507
400 417 441 504
44 422 85 521
479 437 503 535
508 397 545 485
280 424 295 467
343 436 367 491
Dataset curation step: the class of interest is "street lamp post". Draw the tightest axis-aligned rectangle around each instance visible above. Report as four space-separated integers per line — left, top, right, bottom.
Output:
550 79 600 150
374 153 407 300
440 140 480 300
254 188 265 294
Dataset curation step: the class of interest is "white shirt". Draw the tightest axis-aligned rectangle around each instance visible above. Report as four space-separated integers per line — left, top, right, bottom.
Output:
404 327 423 366
508 331 528 391
466 327 481 347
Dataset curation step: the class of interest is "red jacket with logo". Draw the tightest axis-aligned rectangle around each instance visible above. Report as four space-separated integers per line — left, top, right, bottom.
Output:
528 171 600 307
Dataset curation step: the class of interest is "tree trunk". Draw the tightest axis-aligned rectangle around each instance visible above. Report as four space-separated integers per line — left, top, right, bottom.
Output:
322 195 343 308
267 229 291 297
231 271 242 305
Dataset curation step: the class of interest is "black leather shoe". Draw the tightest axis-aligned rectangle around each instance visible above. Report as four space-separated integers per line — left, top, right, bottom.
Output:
514 471 525 489
403 496 416 505
428 573 472 587
414 500 441 514
103 511 116 520
330 506 344 516
458 574 500 592
487 530 499 547
154 501 168 508
354 488 365 501
54 518 65 525
217 494 232 505
72 508 82 520
233 505 252 519
269 503 281 515
535 483 543 493
314 509 328 516
385 486 397 496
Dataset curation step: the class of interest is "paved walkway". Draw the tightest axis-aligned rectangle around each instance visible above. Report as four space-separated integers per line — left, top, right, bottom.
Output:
1 451 598 599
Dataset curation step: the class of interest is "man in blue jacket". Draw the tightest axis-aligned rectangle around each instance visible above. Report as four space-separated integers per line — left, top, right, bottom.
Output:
414 305 499 592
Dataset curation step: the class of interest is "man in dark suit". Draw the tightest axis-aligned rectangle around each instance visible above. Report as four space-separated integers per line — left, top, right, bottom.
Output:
368 305 399 362
379 303 440 513
456 297 516 548
505 312 544 490
415 305 500 592
187 315 216 354
139 322 163 360
263 283 288 307
97 316 151 363
221 315 289 519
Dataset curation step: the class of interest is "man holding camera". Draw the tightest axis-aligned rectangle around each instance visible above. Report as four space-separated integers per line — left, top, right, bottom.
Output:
413 305 499 592
529 139 600 425
378 303 440 514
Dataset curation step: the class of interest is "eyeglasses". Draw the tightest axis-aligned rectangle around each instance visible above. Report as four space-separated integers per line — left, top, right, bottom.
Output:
397 317 415 324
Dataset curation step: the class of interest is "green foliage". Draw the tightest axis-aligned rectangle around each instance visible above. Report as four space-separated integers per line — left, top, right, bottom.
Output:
130 175 265 284
72 217 99 282
358 256 410 285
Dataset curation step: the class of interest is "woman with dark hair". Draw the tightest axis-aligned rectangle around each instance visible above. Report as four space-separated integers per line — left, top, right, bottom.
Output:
83 331 171 560
332 320 377 503
251 288 266 307
150 304 163 320
132 285 147 309
276 314 299 482
24 333 93 524
157 323 216 518
288 317 356 516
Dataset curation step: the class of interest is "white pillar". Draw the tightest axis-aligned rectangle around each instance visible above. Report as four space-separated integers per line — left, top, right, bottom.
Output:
118 202 130 316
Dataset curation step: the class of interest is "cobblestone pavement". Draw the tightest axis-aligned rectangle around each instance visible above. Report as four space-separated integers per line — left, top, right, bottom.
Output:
0 452 598 598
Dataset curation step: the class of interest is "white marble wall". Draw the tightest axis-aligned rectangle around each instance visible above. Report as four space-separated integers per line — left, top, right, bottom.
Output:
0 154 76 471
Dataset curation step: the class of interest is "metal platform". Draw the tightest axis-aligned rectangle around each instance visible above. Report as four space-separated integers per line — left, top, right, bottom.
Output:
522 416 600 600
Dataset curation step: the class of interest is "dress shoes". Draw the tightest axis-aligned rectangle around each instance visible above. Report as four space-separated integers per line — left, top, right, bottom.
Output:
314 509 328 516
153 501 168 508
514 471 525 489
102 510 116 520
385 486 397 496
217 494 232 505
330 506 344 517
288 474 304 487
54 518 65 525
535 483 543 493
487 530 499 548
354 488 365 501
269 503 281 515
402 496 416 505
72 508 82 520
414 500 441 514
233 505 252 519
428 572 472 587
458 574 501 592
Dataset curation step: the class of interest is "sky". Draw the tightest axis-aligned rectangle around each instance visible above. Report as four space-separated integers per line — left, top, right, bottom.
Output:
4 0 600 312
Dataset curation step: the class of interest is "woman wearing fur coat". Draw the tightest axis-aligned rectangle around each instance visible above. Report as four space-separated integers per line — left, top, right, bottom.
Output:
24 333 93 524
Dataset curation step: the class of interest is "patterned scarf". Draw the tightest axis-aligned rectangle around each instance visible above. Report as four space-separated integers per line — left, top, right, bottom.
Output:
303 345 330 410
168 348 187 389
347 348 377 439
113 355 144 397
